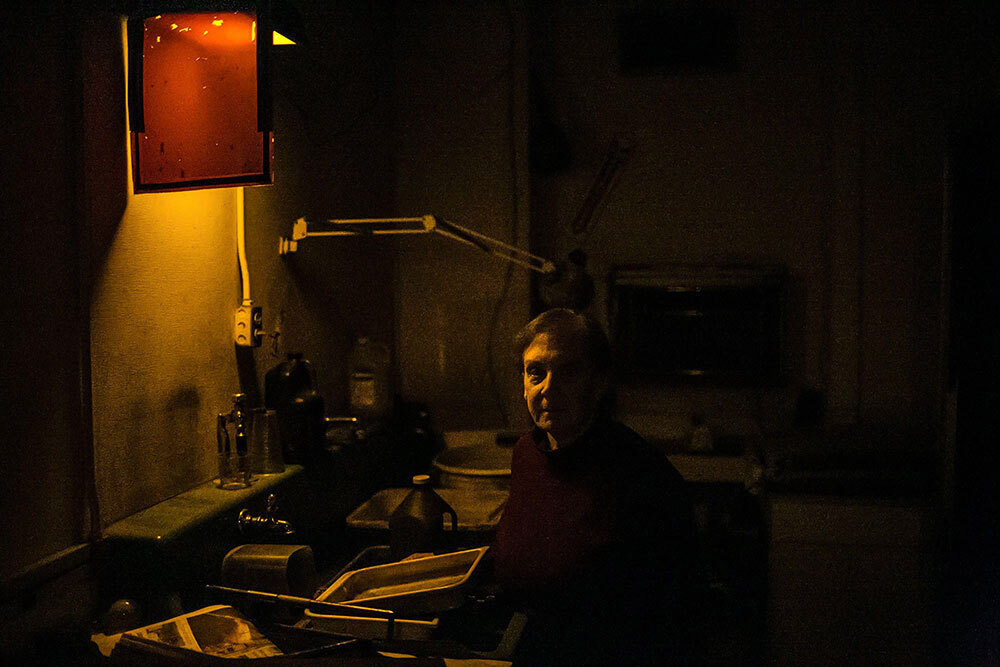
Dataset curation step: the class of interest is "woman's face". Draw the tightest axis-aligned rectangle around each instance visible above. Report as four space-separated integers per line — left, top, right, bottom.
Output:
522 332 606 447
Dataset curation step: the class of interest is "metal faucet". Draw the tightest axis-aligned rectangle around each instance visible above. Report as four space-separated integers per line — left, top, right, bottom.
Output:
217 393 252 489
217 393 250 453
221 393 249 432
238 493 296 537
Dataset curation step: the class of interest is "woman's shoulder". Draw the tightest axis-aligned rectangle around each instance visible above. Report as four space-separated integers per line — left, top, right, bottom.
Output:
600 419 661 457
600 420 685 484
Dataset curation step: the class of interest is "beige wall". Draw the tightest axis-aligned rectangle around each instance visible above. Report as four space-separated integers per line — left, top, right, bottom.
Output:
243 1 397 417
90 184 242 524
392 1 533 433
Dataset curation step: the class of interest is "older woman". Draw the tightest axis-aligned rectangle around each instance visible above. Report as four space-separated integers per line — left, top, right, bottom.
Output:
492 308 701 666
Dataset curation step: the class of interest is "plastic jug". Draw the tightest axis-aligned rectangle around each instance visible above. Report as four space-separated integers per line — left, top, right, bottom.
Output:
348 337 391 423
389 474 458 560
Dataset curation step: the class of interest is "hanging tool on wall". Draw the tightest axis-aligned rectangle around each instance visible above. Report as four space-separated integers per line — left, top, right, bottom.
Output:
568 134 635 240
538 135 635 311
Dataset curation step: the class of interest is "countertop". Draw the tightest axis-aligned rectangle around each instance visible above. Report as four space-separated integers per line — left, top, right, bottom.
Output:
103 465 304 544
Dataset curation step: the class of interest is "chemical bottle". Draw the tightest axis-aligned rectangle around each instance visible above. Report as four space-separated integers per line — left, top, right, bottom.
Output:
287 388 325 463
389 474 458 560
689 413 714 453
263 357 289 412
265 353 318 463
348 337 391 423
265 352 313 417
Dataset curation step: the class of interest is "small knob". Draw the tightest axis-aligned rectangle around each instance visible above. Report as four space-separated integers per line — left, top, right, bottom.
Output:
102 599 142 634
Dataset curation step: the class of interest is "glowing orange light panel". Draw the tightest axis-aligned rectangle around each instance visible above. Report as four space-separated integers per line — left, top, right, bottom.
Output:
131 12 273 192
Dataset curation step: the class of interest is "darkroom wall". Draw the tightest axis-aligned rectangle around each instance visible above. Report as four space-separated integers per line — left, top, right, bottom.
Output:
4 0 1000 604
391 1 533 434
526 2 966 450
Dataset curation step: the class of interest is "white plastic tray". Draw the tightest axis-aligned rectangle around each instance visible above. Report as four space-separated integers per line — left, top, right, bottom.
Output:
311 547 489 615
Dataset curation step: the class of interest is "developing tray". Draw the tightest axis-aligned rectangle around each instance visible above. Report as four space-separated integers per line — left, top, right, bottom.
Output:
310 547 489 615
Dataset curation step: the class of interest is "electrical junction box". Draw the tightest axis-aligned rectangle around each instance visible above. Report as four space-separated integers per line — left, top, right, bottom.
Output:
235 305 263 347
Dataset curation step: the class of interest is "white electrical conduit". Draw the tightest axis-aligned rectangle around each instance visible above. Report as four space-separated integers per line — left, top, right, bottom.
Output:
236 187 252 306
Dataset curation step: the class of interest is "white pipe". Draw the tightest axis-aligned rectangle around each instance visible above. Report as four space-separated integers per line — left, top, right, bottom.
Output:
236 187 251 306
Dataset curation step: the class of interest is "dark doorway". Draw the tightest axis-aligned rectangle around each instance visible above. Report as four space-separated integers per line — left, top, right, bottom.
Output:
941 106 1000 665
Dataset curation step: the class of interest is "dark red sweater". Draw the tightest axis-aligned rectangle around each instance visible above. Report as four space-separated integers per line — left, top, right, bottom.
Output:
492 418 698 664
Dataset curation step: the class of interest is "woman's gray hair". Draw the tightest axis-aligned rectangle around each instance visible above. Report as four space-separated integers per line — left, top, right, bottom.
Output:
514 308 612 376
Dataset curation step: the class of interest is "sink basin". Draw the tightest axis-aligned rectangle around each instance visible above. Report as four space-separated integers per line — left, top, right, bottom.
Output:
434 444 512 476
432 441 513 491
346 487 508 532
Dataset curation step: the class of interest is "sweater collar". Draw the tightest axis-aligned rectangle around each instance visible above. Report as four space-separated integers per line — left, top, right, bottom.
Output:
530 415 609 458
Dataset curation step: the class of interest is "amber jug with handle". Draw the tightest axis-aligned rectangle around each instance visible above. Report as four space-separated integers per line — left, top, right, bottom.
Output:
389 474 458 560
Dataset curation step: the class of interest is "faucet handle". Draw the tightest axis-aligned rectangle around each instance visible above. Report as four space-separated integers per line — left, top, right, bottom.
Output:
238 493 295 537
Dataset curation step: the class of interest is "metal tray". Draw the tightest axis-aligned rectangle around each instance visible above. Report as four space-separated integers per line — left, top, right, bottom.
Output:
312 547 489 615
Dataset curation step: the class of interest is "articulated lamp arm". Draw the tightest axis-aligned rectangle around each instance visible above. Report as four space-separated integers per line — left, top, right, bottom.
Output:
279 215 556 275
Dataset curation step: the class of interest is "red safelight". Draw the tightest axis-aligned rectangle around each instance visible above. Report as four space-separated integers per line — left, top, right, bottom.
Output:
131 12 272 192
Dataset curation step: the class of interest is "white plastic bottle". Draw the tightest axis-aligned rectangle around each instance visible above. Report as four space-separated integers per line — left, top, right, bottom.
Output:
349 336 391 422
